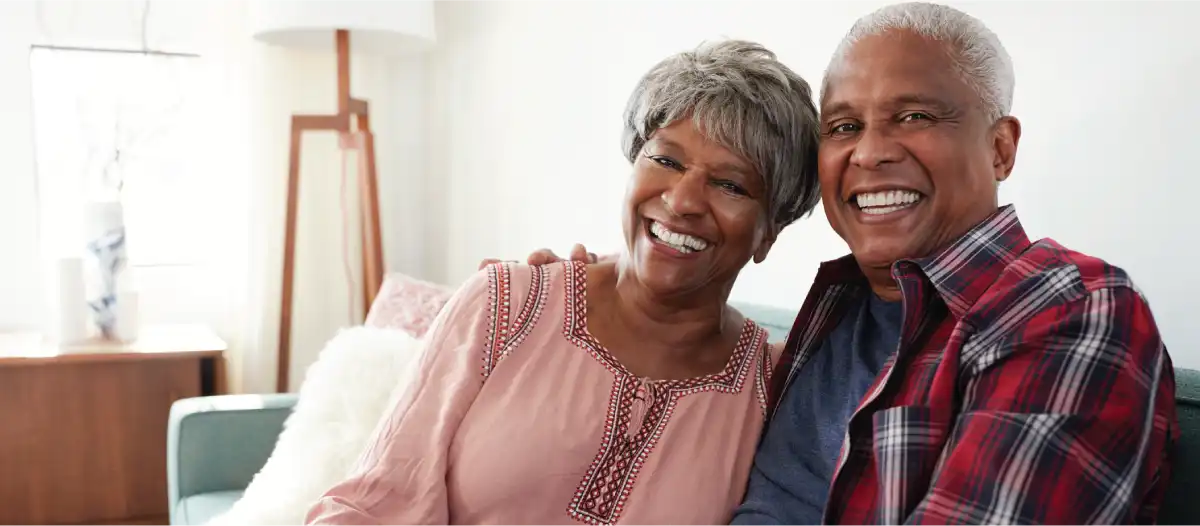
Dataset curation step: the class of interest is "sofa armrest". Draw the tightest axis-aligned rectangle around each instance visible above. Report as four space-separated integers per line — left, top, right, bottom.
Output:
167 393 298 524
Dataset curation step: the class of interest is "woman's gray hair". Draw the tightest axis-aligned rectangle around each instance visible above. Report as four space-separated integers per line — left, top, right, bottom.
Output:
824 2 1015 121
621 39 821 229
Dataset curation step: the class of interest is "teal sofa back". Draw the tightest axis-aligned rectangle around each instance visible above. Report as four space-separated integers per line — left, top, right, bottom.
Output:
1162 368 1200 524
731 302 795 345
734 301 1198 524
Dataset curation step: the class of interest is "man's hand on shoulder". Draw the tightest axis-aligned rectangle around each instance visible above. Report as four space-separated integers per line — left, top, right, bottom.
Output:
477 243 603 271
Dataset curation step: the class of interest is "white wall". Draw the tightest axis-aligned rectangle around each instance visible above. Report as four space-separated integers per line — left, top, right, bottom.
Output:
424 1 1200 368
0 1 42 331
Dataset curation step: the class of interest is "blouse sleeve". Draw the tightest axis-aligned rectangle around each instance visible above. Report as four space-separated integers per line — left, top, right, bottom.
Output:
305 266 498 525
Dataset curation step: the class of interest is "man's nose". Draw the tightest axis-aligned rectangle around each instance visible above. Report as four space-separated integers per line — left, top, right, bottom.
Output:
850 126 905 170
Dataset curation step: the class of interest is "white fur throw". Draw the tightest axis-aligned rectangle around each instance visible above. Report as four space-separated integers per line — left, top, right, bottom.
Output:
208 326 425 525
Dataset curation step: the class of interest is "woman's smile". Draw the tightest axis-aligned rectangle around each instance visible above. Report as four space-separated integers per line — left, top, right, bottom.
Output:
646 219 711 256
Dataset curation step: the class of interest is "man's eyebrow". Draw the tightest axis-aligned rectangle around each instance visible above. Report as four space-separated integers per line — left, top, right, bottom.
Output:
821 94 958 120
891 94 957 113
820 101 852 120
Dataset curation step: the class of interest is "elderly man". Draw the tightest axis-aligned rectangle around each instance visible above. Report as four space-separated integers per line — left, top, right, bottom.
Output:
494 2 1177 524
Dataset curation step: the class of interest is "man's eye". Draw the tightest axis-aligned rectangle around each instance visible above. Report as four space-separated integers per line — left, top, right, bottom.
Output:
829 122 860 136
900 112 933 122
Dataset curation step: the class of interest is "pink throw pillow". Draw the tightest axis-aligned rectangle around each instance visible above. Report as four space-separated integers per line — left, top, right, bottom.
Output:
365 273 455 338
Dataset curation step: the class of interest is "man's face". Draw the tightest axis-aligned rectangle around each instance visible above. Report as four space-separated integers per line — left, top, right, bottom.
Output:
818 29 1020 274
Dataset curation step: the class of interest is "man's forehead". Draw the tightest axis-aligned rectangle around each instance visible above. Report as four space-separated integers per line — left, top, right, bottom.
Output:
842 29 951 67
821 32 967 114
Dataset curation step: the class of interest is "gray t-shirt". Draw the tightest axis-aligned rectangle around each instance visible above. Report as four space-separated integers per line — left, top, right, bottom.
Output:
731 294 901 524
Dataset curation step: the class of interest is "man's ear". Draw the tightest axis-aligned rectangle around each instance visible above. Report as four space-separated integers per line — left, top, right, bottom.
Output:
992 116 1022 182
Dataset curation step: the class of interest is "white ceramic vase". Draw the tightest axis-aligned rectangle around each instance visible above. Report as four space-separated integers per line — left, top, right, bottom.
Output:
83 201 128 339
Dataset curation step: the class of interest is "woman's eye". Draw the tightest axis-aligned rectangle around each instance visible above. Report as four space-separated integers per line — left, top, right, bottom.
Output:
716 181 749 196
651 156 684 170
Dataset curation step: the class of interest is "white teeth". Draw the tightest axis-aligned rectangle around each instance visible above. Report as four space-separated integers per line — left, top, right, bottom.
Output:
649 221 709 252
855 190 921 211
861 205 907 216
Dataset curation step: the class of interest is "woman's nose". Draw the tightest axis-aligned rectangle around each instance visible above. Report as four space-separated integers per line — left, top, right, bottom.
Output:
661 171 709 217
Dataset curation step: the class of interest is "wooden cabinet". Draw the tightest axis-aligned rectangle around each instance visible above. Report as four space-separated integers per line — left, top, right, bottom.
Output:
0 325 227 525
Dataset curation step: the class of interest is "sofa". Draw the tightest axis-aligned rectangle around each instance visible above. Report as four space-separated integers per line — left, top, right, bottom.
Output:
166 300 1200 525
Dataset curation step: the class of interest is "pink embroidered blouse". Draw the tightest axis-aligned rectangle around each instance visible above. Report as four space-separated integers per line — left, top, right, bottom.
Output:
306 261 778 525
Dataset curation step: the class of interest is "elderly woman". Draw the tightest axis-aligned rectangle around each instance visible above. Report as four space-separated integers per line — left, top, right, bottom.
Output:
306 39 820 525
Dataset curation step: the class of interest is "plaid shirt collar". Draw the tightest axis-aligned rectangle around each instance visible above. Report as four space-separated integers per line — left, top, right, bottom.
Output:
810 204 1030 319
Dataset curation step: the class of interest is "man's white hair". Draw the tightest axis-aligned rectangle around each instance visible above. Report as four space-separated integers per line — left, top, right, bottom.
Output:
823 2 1015 121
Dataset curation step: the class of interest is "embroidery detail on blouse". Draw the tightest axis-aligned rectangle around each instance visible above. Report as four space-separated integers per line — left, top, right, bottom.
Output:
481 263 550 378
560 260 766 524
755 343 773 416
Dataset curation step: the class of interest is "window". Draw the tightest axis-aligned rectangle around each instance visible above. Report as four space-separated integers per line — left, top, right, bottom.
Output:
29 46 212 267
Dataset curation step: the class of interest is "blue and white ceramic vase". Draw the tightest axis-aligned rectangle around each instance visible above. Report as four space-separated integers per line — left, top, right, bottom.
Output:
84 201 128 339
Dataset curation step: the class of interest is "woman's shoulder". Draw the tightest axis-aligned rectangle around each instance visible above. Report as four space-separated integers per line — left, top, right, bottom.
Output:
473 260 571 297
465 261 571 324
465 262 568 377
722 305 783 367
720 307 781 415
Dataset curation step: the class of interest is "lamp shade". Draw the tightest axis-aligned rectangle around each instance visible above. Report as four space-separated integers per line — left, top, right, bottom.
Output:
248 0 436 56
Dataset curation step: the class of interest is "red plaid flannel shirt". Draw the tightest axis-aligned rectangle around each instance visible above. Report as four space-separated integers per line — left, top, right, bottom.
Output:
767 205 1178 524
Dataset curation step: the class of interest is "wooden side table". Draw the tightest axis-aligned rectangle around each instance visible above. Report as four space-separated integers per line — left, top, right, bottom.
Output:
0 324 227 525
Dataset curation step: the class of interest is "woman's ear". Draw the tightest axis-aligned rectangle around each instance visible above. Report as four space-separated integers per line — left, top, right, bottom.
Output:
752 225 777 264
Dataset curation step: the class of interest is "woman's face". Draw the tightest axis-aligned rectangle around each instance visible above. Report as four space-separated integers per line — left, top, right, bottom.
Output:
622 120 775 299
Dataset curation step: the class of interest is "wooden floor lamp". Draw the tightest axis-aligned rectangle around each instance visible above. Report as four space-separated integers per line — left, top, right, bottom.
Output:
249 1 436 392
